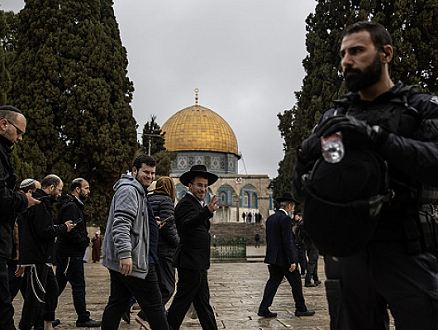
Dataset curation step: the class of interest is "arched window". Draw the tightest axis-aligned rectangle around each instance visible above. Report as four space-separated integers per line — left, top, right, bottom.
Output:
240 184 258 209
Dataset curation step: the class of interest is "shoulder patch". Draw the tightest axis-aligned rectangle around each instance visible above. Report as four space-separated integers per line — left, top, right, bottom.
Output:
431 95 438 105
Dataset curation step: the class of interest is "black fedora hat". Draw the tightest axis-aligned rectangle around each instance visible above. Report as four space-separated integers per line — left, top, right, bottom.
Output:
180 165 218 187
276 192 299 204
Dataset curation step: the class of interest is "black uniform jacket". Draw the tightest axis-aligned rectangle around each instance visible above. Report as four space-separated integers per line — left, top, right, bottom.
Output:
173 193 213 271
0 136 28 259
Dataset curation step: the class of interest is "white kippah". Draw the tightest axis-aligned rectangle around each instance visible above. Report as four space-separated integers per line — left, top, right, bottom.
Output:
20 178 36 189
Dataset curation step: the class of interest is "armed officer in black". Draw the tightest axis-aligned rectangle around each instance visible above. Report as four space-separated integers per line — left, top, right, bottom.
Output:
292 21 438 330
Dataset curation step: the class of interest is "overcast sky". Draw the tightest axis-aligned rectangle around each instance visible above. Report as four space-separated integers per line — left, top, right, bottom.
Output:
1 0 316 178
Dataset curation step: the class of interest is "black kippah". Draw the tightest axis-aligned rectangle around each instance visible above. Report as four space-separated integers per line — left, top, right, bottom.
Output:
0 105 22 114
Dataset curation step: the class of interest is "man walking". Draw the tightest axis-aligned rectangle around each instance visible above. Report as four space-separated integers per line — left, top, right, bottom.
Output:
258 192 315 318
56 178 100 327
0 105 39 330
101 154 169 330
18 174 75 330
167 164 220 330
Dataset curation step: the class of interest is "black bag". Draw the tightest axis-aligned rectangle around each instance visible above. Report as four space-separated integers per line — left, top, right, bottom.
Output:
302 146 390 257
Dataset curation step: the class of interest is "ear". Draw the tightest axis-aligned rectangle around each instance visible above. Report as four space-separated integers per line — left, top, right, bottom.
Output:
0 118 8 132
381 45 393 63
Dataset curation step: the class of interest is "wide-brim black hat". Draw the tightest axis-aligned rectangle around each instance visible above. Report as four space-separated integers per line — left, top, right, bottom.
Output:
276 192 299 204
180 165 218 186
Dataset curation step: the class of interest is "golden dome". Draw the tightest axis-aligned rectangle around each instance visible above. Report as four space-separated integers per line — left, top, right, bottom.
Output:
162 104 239 156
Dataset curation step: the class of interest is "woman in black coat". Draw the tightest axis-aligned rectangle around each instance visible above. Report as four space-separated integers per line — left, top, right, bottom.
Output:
149 176 179 305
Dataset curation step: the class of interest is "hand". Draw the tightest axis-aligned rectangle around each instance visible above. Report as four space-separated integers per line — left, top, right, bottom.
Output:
299 134 322 163
315 115 374 146
120 257 132 276
65 220 76 232
25 191 40 208
15 265 24 277
207 195 219 213
289 263 297 272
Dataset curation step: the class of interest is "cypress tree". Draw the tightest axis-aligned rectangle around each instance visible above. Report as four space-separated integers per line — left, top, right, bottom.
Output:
0 10 17 105
275 0 438 198
9 0 137 227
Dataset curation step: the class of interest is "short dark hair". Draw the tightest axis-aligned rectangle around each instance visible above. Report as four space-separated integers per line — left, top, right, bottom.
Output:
0 105 23 122
41 174 61 189
133 154 156 170
71 178 85 192
344 21 393 51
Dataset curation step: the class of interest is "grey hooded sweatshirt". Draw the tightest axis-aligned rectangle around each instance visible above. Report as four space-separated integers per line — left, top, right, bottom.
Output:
102 174 150 279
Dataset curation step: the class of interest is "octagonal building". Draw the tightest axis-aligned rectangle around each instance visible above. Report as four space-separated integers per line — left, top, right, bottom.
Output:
162 98 241 175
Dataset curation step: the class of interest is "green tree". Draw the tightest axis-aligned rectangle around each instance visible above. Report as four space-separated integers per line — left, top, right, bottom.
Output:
0 10 17 105
275 0 438 198
139 115 176 177
141 115 165 156
8 0 137 227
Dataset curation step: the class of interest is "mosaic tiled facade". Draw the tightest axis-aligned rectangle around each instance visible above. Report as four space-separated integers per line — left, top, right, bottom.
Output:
171 151 239 175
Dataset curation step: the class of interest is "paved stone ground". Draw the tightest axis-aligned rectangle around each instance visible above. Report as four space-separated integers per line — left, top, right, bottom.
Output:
12 246 394 329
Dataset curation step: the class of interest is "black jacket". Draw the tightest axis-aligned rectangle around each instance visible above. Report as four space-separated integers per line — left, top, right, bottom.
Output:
56 194 90 257
148 192 179 258
173 193 213 270
264 210 298 267
18 189 67 264
0 135 27 259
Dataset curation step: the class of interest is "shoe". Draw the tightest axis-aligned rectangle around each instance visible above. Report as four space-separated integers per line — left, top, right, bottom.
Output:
76 319 101 327
257 310 277 318
121 310 131 324
305 282 317 287
314 280 322 286
295 310 315 317
135 315 151 330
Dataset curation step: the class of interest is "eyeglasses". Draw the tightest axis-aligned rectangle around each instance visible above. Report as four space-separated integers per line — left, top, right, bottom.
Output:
6 119 25 137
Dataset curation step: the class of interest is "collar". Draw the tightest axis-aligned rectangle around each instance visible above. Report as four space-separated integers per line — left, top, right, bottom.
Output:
74 195 84 206
341 81 404 104
186 191 205 206
0 134 14 153
279 209 288 215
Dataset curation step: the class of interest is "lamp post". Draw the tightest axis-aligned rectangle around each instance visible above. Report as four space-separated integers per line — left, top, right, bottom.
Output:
142 133 163 156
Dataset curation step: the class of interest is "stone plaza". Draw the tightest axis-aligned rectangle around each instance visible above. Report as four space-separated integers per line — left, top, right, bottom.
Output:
12 246 395 329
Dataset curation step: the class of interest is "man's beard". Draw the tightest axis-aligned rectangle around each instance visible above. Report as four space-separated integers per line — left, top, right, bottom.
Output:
344 53 382 92
79 191 88 201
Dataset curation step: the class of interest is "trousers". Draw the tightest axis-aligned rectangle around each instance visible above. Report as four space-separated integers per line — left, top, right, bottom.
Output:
101 264 169 330
0 257 15 330
19 264 59 330
325 241 438 330
259 264 307 313
167 268 217 330
56 256 90 322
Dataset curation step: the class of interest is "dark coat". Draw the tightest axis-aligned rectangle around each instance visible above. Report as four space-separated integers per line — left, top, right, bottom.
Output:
0 136 28 259
148 192 179 258
264 209 298 267
18 189 67 264
173 193 213 271
56 194 90 257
